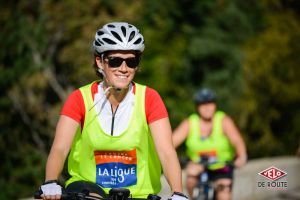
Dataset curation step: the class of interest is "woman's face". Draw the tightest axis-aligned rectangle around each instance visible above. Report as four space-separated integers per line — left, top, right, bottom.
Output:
96 50 139 89
197 102 217 120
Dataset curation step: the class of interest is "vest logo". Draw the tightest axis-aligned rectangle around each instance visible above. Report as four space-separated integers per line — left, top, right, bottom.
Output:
198 150 218 163
94 149 137 188
258 166 287 181
198 150 217 157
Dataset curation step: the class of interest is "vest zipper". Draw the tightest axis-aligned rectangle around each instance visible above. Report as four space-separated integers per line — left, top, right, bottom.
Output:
110 104 119 136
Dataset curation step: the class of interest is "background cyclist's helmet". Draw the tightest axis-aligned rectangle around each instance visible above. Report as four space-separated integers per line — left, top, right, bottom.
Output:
194 88 217 105
93 22 145 54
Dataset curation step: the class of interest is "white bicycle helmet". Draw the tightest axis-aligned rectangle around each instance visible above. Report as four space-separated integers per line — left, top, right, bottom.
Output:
93 22 145 54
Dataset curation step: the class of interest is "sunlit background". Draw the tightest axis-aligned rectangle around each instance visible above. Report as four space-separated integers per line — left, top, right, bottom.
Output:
1 0 299 199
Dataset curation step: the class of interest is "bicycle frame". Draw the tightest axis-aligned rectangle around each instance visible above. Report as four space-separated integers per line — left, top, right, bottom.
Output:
193 156 215 200
193 171 214 200
192 156 235 200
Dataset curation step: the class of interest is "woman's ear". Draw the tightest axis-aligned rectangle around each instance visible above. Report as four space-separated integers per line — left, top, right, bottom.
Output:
95 56 103 68
95 56 105 76
134 67 140 73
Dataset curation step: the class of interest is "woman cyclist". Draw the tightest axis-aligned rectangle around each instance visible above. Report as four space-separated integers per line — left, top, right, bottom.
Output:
172 88 247 200
39 22 188 200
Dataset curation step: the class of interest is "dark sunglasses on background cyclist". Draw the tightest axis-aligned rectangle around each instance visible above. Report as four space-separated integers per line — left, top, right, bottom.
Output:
106 56 140 68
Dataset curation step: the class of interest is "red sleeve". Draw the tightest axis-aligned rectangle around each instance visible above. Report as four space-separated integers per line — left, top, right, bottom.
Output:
60 89 85 125
145 87 169 124
60 82 98 126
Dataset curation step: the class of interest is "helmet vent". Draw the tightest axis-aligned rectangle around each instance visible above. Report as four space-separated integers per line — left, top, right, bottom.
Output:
129 31 135 42
103 38 117 45
95 41 101 46
133 38 142 44
121 26 127 37
108 24 115 28
98 40 104 45
97 31 104 36
111 31 122 42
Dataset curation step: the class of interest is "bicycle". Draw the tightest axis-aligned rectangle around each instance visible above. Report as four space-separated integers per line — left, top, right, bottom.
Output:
192 155 214 200
192 156 234 200
34 187 162 200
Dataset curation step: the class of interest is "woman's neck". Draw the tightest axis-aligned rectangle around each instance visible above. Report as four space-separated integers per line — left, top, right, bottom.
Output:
109 88 128 101
104 86 129 112
200 116 213 122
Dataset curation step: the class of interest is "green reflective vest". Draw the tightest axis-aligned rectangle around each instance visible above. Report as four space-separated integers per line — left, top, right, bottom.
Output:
186 111 235 170
66 82 162 197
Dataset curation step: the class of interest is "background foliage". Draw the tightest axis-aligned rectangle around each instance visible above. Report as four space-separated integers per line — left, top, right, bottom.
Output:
1 0 299 198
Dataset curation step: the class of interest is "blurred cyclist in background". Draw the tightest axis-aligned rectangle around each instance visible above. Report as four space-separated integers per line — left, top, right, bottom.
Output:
38 22 188 200
172 88 247 200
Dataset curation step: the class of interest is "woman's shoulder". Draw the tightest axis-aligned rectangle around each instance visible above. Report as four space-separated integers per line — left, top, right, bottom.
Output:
132 82 161 97
74 81 99 100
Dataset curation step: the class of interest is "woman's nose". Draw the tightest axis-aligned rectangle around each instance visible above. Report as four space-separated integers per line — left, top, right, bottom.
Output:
119 61 128 71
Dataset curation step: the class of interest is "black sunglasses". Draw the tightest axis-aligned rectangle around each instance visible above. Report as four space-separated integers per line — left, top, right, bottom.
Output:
106 57 140 68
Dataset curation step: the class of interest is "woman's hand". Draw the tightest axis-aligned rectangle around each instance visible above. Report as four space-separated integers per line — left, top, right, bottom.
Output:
40 180 62 200
234 155 247 168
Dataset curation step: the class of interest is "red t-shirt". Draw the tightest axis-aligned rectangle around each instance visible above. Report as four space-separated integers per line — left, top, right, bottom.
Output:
61 82 168 127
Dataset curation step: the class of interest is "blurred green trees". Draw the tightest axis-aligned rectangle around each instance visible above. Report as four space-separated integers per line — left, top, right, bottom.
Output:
0 0 299 199
239 0 300 157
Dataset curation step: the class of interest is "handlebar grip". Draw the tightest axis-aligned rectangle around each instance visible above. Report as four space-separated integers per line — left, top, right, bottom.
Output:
33 190 42 199
226 160 235 169
147 194 161 200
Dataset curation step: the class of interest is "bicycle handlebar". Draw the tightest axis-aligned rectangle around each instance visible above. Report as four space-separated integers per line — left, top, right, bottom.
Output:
34 190 93 200
34 189 162 200
198 155 235 169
